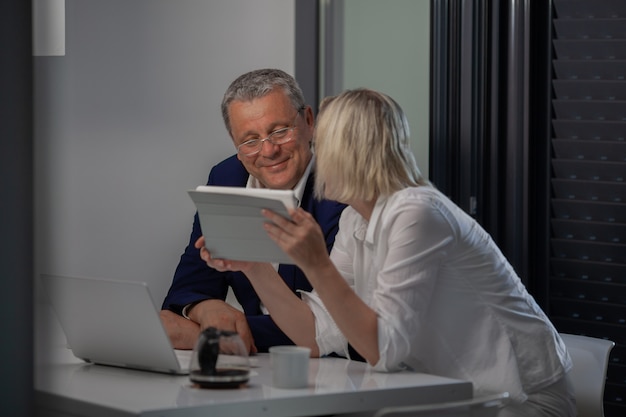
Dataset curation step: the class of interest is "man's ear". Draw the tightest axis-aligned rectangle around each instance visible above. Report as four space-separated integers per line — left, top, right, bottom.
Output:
304 105 315 127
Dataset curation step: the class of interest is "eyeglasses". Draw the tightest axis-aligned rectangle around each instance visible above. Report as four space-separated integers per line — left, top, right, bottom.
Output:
236 107 304 157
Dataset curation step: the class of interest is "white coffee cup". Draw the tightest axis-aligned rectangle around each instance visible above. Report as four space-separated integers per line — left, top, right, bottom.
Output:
269 345 311 389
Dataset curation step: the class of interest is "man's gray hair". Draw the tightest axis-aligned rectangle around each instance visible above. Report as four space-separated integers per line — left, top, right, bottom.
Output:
221 68 306 135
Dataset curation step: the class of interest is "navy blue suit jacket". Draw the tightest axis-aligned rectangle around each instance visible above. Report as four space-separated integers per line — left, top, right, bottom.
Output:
162 155 346 352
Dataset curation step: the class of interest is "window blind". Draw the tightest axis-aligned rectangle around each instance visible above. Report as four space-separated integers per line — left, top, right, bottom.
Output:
550 1 626 414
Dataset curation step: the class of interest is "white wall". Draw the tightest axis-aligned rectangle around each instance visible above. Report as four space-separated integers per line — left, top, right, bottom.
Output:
34 0 295 304
33 0 432 311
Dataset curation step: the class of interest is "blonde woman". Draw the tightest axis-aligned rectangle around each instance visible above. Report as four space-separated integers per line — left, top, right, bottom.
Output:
197 89 575 416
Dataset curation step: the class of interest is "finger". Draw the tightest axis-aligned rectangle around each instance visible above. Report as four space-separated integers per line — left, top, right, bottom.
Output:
199 247 211 263
208 258 230 272
263 220 292 245
264 212 314 243
261 208 295 229
194 236 206 249
234 319 257 354
289 207 313 223
199 248 226 271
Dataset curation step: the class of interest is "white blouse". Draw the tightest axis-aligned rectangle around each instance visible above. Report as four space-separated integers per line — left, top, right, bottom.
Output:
300 186 572 403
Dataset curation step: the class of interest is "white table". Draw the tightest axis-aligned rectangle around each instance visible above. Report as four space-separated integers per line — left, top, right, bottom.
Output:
36 347 472 417
34 297 472 417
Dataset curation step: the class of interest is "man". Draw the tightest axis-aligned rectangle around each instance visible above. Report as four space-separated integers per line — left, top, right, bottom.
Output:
160 68 346 353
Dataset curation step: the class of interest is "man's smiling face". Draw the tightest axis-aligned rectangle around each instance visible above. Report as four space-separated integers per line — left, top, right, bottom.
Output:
230 89 314 190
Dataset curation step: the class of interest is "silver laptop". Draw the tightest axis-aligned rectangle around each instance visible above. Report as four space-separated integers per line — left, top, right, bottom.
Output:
40 274 192 375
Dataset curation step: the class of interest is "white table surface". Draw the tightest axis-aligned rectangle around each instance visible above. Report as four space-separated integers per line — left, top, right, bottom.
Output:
34 299 473 417
36 346 472 417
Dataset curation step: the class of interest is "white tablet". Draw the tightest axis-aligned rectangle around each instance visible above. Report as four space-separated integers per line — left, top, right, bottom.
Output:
188 185 297 264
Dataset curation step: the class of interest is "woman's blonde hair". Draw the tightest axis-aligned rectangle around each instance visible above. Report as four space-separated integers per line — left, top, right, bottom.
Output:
314 88 429 202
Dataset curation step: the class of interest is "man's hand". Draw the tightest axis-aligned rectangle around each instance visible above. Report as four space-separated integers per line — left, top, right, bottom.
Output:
159 309 201 350
187 299 258 354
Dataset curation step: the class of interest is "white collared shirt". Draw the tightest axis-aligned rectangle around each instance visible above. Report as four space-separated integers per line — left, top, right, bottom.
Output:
300 186 571 403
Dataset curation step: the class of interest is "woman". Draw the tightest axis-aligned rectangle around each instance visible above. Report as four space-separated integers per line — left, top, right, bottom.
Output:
197 89 575 416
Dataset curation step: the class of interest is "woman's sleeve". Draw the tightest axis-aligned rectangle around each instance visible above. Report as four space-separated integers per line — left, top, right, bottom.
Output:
371 197 457 372
299 211 355 359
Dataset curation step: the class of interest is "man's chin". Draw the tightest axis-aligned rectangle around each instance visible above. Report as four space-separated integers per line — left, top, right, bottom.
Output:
259 174 297 190
264 180 295 190
254 165 294 188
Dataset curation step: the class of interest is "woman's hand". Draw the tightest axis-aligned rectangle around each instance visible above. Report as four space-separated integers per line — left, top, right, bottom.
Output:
194 236 259 274
261 208 331 271
194 225 321 354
